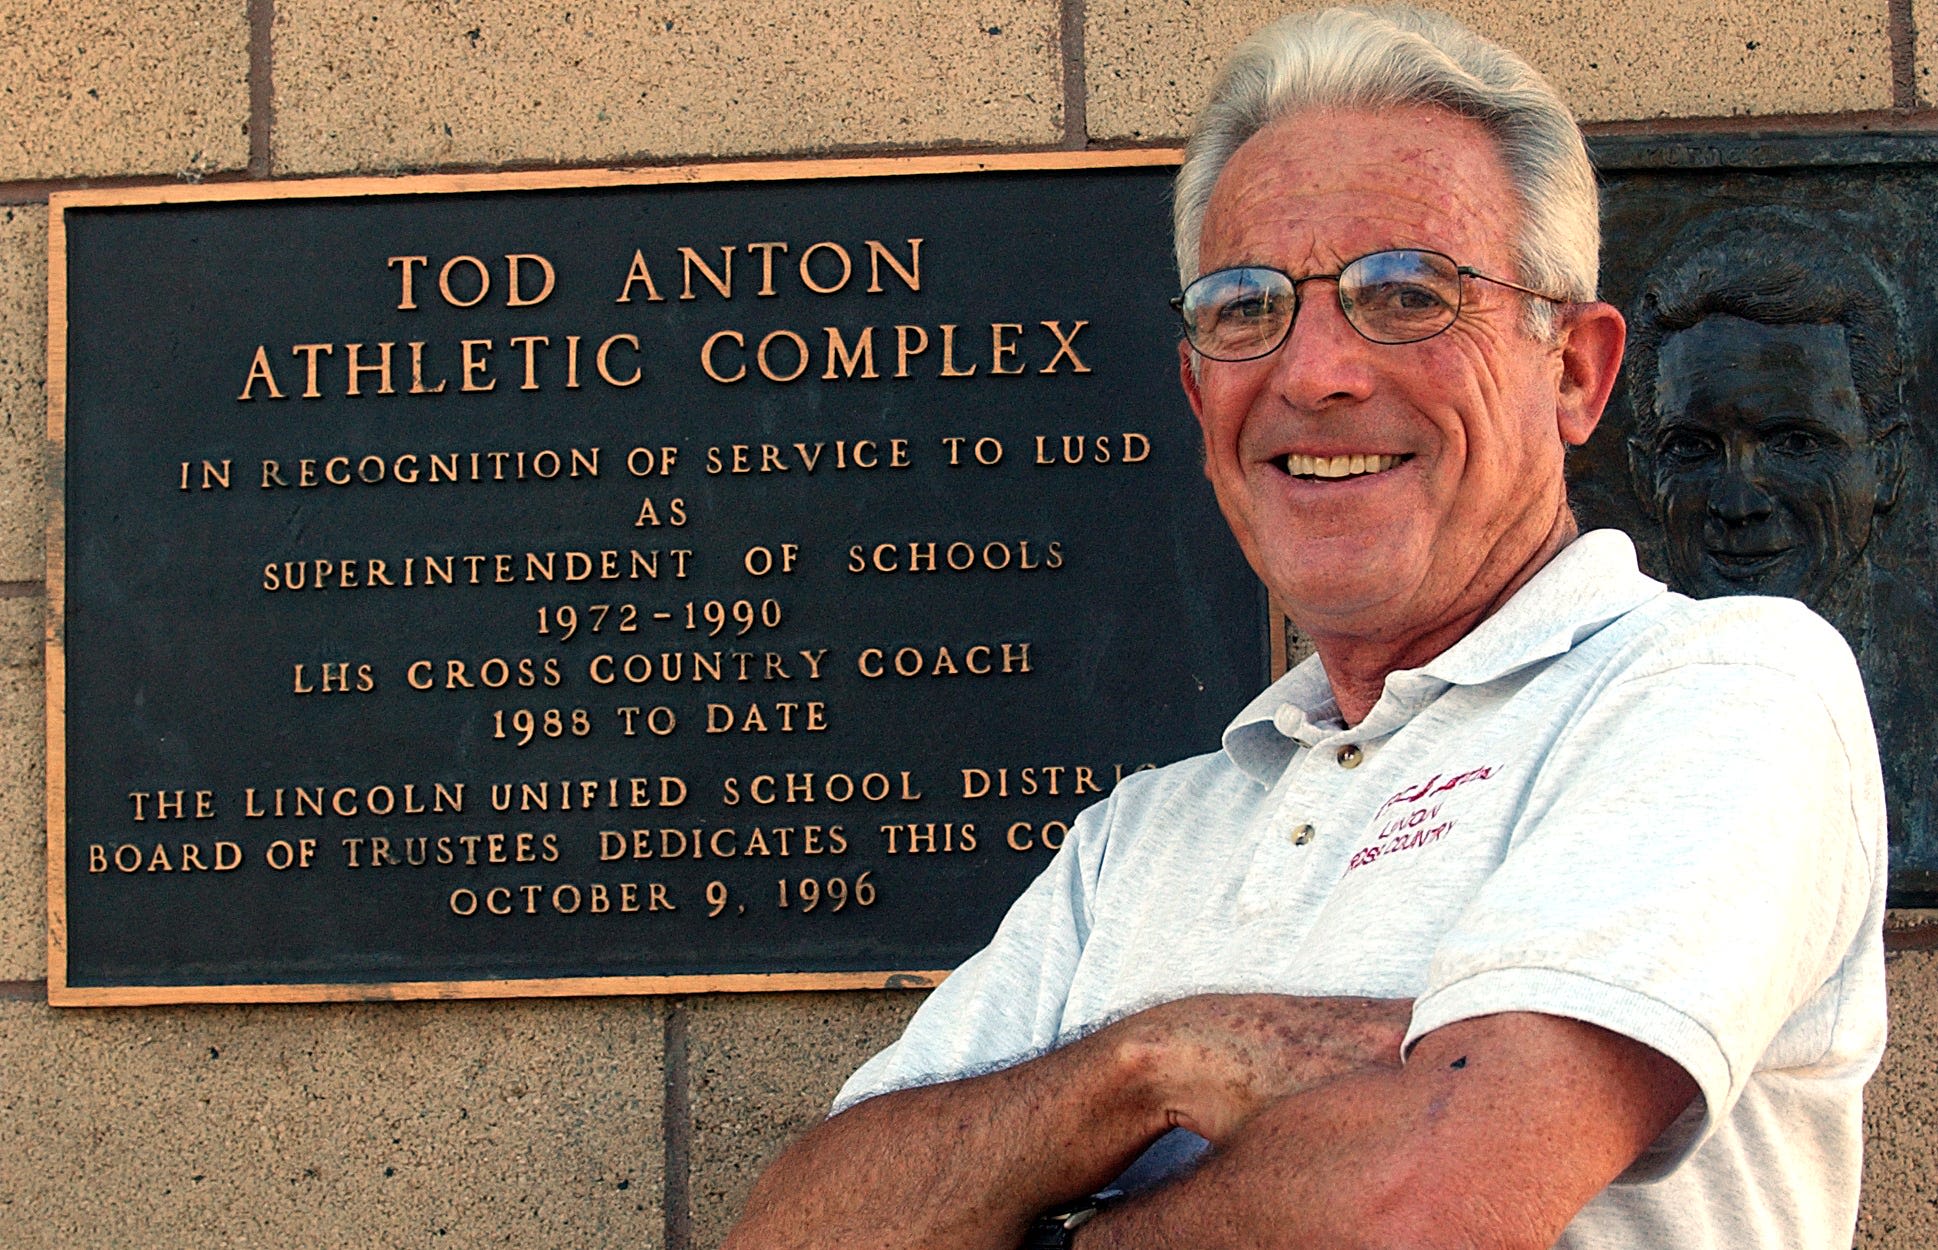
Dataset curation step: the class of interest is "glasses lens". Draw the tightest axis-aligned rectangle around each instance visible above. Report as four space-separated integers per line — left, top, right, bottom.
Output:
1179 267 1295 360
1338 250 1461 343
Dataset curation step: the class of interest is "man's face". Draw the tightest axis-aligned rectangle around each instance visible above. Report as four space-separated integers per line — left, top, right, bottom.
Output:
1180 106 1587 645
1643 314 1884 604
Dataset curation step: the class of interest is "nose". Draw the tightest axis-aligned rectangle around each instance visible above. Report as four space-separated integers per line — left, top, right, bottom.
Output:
1264 279 1379 409
1709 458 1775 526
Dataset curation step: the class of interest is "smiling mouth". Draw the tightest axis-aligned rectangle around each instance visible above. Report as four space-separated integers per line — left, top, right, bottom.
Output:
1279 453 1411 481
1704 548 1794 577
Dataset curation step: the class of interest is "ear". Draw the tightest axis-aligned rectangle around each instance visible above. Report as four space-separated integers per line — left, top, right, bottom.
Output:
1554 301 1627 447
1873 422 1908 514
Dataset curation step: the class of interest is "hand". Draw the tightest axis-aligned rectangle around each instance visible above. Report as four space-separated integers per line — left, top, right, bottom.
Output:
1103 993 1412 1144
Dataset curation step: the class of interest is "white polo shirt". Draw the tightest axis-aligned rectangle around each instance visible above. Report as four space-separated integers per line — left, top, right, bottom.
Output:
835 530 1889 1250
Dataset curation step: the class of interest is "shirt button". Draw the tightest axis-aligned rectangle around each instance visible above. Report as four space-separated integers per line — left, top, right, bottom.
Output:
1336 744 1363 769
1290 823 1316 846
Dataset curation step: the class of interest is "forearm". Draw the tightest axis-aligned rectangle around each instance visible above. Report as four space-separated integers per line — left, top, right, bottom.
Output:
723 1030 1164 1250
1078 1061 1489 1250
1077 1014 1698 1250
723 993 1412 1250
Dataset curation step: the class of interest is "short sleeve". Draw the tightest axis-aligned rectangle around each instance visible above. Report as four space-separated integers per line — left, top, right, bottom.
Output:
1405 620 1884 1178
831 793 1113 1113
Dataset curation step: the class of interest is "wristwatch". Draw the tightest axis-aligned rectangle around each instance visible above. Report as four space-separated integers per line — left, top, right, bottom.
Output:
1022 1190 1122 1248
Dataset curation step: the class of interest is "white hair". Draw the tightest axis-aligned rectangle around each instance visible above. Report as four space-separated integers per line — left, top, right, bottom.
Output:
1173 5 1599 336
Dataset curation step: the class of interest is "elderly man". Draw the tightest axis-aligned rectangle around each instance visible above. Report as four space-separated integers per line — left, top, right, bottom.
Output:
724 8 1888 1249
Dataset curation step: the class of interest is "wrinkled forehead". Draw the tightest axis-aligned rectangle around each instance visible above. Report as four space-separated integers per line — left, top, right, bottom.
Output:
1199 105 1524 274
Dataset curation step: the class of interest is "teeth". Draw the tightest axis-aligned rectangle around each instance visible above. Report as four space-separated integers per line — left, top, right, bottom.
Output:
1286 453 1403 479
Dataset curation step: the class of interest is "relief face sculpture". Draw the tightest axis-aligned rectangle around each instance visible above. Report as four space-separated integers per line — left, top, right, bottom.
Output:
1624 205 1932 869
1625 207 1907 643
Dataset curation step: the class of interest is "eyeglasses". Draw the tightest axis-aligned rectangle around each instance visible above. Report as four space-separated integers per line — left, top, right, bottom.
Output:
1171 248 1566 362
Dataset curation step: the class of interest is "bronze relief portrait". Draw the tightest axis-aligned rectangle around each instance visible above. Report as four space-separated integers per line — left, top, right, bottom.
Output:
1624 206 1908 627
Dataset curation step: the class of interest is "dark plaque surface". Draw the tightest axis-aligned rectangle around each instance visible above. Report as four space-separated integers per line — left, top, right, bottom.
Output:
1578 133 1938 904
51 155 1269 1002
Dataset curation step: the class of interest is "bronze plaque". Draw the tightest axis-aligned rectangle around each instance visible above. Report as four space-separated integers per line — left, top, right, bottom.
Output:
1577 133 1938 904
48 153 1270 1004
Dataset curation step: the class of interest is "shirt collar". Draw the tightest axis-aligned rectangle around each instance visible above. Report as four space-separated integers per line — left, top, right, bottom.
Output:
1221 529 1665 786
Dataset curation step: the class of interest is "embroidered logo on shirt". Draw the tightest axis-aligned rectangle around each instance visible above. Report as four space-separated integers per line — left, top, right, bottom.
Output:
1350 765 1499 871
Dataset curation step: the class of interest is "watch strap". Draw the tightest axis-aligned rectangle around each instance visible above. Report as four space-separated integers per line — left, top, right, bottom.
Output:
1022 1189 1122 1249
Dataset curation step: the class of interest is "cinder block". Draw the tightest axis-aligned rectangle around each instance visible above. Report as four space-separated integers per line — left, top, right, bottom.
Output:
0 594 40 670
0 996 665 1249
1918 0 1938 107
0 4 250 181
1086 1 1892 141
684 990 924 1245
272 1 1063 176
0 206 47 984
1858 950 1938 1247
0 206 47 585
0 601 46 980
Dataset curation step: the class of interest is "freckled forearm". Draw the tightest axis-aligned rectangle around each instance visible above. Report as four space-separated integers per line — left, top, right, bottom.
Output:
1078 1084 1555 1250
723 1033 1168 1250
1075 1067 1433 1250
1076 1014 1696 1250
723 994 1418 1250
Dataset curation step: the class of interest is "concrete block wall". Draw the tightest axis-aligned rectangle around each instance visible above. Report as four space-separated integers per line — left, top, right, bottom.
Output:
0 3 1931 1246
